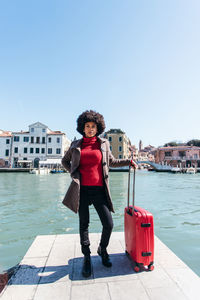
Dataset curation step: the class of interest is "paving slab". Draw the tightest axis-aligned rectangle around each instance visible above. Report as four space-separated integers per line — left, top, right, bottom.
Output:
71 282 110 300
108 280 149 300
24 235 56 258
34 281 71 300
1 232 200 300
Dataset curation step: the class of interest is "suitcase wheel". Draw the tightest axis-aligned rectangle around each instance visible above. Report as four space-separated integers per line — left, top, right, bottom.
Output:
134 266 140 272
148 264 154 271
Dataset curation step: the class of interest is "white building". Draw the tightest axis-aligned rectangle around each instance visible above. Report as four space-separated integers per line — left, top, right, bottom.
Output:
0 130 12 167
0 122 71 168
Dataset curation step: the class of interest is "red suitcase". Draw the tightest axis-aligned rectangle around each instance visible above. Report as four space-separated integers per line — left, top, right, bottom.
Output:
124 167 154 272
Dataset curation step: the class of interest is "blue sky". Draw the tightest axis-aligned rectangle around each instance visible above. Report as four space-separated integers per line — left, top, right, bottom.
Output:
0 0 200 147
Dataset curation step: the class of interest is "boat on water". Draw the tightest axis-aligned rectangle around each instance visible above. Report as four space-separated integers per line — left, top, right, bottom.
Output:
171 167 181 173
29 169 37 174
148 167 154 171
29 168 50 175
186 167 196 174
50 169 64 174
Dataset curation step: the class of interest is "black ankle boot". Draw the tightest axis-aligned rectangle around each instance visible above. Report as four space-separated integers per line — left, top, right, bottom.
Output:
82 254 91 277
97 246 112 267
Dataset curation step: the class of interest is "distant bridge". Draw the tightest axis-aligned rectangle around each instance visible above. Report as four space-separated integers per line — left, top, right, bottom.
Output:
109 161 172 172
137 161 172 172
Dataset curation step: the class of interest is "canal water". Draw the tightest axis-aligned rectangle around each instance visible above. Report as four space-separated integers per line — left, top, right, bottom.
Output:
0 171 200 276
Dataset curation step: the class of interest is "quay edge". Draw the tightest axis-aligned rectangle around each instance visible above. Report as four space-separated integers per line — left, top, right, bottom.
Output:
0 168 31 172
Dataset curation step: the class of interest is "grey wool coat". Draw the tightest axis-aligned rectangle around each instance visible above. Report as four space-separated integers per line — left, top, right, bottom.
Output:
61 137 131 214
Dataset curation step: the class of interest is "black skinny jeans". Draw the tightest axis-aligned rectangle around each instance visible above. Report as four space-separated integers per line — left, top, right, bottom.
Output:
78 185 113 255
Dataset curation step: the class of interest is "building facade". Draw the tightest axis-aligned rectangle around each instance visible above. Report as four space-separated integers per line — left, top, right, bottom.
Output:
104 129 131 159
0 122 71 168
155 146 200 168
138 145 156 163
0 130 12 167
130 145 138 161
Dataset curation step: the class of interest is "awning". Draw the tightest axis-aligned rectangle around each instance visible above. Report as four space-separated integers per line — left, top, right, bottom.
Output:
39 159 62 165
17 160 33 163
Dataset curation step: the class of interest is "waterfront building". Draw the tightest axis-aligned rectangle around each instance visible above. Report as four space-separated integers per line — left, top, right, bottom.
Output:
0 122 71 168
104 129 131 159
137 150 154 162
132 143 156 168
155 145 200 168
138 145 156 163
0 130 12 167
147 153 155 162
138 151 148 161
130 145 138 160
143 144 157 153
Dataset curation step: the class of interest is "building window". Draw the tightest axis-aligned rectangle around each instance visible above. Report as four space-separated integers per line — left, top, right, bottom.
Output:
23 158 27 160
36 137 40 144
119 136 122 142
14 136 20 142
194 154 198 159
42 129 45 133
110 146 112 151
42 137 45 144
56 148 61 154
179 151 186 157
41 148 45 154
24 148 28 154
119 155 122 159
31 137 34 143
14 147 18 153
165 152 172 157
57 137 60 143
6 139 10 144
30 148 34 154
31 128 34 132
108 136 112 142
36 148 40 154
5 149 9 156
48 137 51 143
48 148 52 154
24 137 29 142
119 146 122 152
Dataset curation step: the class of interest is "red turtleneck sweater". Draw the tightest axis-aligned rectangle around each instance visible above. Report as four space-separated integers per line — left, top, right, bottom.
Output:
79 136 103 186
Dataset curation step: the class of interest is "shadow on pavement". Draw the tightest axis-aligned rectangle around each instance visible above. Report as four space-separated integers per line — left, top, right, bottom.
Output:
6 253 138 285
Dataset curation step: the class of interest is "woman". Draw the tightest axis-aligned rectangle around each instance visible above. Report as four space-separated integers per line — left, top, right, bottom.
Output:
62 110 137 277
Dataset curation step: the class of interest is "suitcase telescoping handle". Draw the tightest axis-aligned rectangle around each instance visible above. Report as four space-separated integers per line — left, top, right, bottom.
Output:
127 166 136 215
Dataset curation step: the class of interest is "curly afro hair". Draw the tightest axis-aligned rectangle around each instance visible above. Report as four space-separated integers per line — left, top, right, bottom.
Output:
76 110 106 136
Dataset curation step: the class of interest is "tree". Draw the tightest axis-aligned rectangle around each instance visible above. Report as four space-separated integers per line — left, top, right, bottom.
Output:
163 142 178 147
187 139 200 147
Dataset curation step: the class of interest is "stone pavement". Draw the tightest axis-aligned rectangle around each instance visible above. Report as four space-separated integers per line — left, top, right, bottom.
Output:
1 232 200 300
